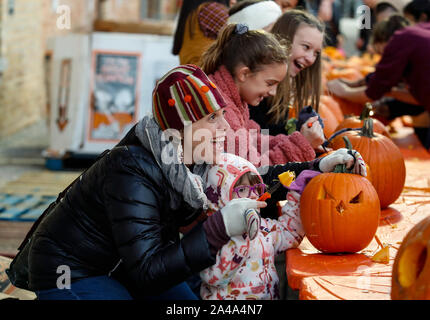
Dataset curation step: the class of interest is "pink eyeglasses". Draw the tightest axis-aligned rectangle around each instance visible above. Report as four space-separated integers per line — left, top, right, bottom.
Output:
232 183 266 199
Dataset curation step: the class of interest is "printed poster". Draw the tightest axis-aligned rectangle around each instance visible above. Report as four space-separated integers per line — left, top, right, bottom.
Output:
88 51 141 142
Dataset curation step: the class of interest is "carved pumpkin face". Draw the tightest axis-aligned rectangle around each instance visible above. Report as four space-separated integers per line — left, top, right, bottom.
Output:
392 216 430 300
300 172 381 253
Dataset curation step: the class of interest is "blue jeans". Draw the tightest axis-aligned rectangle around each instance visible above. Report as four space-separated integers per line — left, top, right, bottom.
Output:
36 276 133 300
36 275 198 300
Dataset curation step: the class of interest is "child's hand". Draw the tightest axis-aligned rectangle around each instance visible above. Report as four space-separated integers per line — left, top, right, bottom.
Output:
288 170 321 194
221 198 266 237
300 116 325 149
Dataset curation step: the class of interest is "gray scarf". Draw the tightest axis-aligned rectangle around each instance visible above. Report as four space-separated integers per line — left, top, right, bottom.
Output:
135 116 209 211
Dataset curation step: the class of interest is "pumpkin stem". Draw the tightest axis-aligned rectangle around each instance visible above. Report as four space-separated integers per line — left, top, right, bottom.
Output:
359 103 373 120
333 136 354 173
333 164 347 173
343 136 353 151
360 118 375 138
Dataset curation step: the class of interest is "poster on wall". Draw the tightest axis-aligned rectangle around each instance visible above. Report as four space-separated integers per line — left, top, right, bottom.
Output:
88 51 141 143
80 32 179 154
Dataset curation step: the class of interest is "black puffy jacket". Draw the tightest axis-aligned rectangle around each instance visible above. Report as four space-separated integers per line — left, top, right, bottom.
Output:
28 128 215 296
27 126 320 295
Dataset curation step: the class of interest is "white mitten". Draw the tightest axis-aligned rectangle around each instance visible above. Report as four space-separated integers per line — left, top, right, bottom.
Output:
319 148 367 177
221 198 262 237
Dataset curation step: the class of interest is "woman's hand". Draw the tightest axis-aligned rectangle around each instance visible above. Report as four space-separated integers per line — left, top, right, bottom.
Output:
300 116 325 149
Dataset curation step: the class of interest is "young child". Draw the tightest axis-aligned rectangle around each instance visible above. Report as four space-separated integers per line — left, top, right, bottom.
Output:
200 152 320 300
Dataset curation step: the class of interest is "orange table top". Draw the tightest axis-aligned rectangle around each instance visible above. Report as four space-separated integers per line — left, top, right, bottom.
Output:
285 125 430 300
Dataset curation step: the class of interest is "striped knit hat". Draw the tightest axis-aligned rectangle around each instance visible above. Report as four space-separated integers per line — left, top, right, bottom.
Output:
152 64 226 131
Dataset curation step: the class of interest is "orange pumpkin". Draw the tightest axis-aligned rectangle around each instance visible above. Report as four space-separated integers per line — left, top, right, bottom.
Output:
331 95 364 117
300 152 380 253
325 68 363 82
320 95 344 123
335 103 390 138
359 65 375 77
330 119 406 208
323 46 345 60
391 216 430 300
318 102 339 138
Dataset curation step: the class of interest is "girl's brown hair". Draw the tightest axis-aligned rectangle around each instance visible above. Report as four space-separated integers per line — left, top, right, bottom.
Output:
200 23 289 76
267 9 325 124
234 171 263 188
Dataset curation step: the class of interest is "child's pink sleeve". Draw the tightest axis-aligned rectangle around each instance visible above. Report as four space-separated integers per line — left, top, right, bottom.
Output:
224 112 315 166
199 238 249 287
265 190 305 254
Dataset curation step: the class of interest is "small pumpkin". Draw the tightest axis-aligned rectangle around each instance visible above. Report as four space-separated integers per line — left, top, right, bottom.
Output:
300 137 381 253
391 216 430 300
334 103 390 138
330 119 405 208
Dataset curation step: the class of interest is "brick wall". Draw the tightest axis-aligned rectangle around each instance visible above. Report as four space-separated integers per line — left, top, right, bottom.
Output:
0 0 46 137
100 0 141 22
0 0 178 137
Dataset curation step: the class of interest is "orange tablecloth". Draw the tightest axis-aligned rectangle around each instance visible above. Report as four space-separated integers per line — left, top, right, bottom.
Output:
285 126 430 300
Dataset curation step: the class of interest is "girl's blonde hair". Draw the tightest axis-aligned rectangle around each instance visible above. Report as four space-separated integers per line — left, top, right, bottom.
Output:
200 23 289 76
267 9 325 124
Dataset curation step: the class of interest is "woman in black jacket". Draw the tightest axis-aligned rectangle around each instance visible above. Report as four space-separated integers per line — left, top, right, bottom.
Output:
21 65 364 300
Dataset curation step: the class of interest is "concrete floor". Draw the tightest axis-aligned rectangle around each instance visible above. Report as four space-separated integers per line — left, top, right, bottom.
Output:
0 119 50 189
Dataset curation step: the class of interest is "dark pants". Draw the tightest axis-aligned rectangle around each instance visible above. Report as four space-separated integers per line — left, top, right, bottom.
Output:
35 275 198 300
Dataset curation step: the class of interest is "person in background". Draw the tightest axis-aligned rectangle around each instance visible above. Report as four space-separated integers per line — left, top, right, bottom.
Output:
172 0 231 65
228 0 283 31
327 12 430 149
375 0 411 22
274 0 307 12
357 0 411 53
403 0 430 24
304 0 342 47
250 10 326 153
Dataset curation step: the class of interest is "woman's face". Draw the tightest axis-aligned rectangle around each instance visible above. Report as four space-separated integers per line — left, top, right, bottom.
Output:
289 25 323 77
183 108 230 165
235 62 287 106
